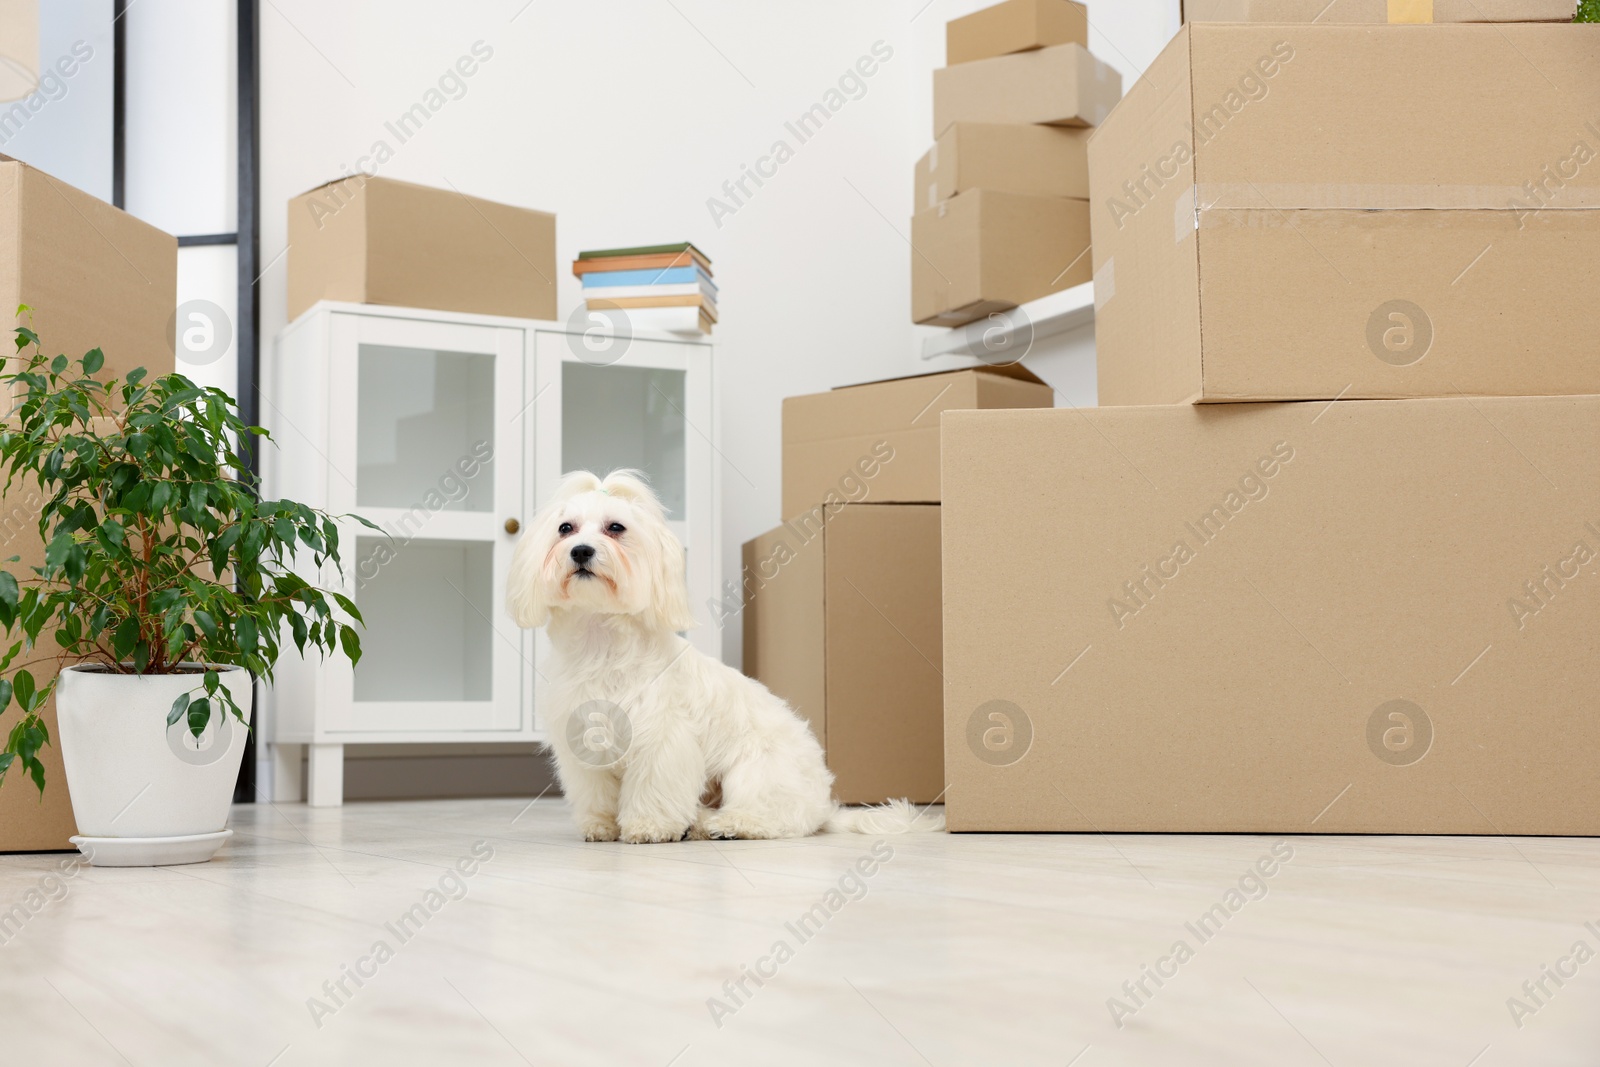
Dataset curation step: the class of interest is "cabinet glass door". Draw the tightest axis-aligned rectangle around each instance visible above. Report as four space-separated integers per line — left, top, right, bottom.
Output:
326 314 526 733
532 331 717 728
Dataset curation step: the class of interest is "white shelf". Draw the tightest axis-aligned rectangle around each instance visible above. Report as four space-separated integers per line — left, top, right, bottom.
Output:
918 281 1095 362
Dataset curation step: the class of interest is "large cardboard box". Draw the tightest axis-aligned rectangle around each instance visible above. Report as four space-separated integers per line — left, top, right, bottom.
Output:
912 189 1091 327
782 365 1050 518
1183 0 1575 22
0 156 176 397
743 505 943 804
933 43 1121 136
288 176 557 322
947 0 1088 66
1089 24 1600 405
914 124 1091 212
942 397 1600 835
0 165 177 852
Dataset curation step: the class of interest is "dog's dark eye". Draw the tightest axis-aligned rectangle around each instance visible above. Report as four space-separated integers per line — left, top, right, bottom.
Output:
605 522 626 535
557 522 573 536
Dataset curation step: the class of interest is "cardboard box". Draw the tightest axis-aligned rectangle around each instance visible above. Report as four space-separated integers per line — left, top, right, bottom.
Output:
933 43 1121 136
1088 24 1600 405
0 483 77 851
743 505 943 804
1183 0 1576 22
914 123 1091 211
947 0 1089 65
942 397 1600 835
288 176 556 322
0 156 176 397
0 163 176 852
912 189 1091 327
781 365 1051 519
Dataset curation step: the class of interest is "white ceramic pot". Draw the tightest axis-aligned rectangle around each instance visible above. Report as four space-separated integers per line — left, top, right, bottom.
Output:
55 664 253 866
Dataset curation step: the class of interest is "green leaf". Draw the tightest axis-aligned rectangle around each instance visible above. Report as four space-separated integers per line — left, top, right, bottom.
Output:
49 354 67 375
187 697 210 739
0 570 17 610
339 625 362 666
330 591 364 626
112 617 141 659
0 678 11 714
12 670 35 712
194 610 217 640
168 690 191 727
81 348 104 375
237 615 258 654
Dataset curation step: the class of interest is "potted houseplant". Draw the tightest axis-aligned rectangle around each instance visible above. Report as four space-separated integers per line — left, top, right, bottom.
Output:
0 312 367 866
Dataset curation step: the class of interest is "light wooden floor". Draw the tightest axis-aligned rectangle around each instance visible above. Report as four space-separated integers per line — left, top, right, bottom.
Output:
0 799 1594 1066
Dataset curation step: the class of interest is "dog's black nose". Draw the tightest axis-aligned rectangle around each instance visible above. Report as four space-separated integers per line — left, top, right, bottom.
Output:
570 544 596 566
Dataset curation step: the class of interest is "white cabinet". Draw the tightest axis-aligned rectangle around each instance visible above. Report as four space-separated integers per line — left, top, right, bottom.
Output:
263 302 719 805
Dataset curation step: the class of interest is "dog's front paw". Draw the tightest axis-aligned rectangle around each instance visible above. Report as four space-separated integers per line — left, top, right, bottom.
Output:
618 816 689 844
579 815 621 842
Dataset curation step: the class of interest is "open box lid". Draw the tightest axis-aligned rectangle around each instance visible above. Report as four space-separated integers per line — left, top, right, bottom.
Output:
832 361 1046 391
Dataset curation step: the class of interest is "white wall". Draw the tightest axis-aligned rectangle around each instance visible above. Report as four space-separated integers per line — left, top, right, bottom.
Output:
257 0 930 663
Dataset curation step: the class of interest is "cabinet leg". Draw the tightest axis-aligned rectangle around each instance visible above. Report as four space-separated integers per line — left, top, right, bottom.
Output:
271 743 305 803
307 743 344 808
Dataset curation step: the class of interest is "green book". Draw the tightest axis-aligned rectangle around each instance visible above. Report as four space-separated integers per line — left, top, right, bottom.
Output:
578 242 708 262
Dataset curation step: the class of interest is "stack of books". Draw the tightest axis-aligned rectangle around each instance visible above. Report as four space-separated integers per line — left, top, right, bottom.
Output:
573 242 716 335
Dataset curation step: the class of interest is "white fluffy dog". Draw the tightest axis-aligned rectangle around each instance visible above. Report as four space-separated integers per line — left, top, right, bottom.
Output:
507 469 943 843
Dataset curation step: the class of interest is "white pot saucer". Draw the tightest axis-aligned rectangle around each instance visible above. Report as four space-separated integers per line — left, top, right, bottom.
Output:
69 829 233 867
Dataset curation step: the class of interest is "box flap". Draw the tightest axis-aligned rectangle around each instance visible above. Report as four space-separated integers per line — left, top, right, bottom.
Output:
832 363 1046 390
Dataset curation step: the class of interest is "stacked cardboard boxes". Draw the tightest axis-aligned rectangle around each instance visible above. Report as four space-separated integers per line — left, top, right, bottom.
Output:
743 366 1051 803
0 158 178 850
912 0 1123 327
941 15 1600 834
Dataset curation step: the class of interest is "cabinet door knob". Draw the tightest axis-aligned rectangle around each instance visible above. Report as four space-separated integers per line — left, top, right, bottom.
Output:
504 518 521 535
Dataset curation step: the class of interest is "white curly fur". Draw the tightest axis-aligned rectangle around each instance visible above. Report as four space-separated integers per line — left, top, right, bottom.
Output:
507 469 944 843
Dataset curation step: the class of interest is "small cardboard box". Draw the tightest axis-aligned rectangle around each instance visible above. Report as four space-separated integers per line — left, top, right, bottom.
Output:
0 156 176 396
1183 0 1576 22
912 189 1091 327
288 176 557 322
942 396 1600 835
1089 24 1600 405
781 365 1051 519
947 0 1089 65
933 42 1121 136
743 505 943 805
914 123 1091 211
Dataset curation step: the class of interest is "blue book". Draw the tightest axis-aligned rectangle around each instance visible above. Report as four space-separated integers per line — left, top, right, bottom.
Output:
582 266 717 290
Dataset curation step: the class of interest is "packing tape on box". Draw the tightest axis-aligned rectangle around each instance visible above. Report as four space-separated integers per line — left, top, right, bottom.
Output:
1175 185 1198 244
1093 257 1115 309
1187 182 1600 213
1387 0 1432 21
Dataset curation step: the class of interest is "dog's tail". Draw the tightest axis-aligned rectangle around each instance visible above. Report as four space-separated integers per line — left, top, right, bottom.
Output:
824 798 945 834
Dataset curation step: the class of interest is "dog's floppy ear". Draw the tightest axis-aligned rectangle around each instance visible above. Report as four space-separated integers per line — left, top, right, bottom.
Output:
506 471 603 629
603 470 697 633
